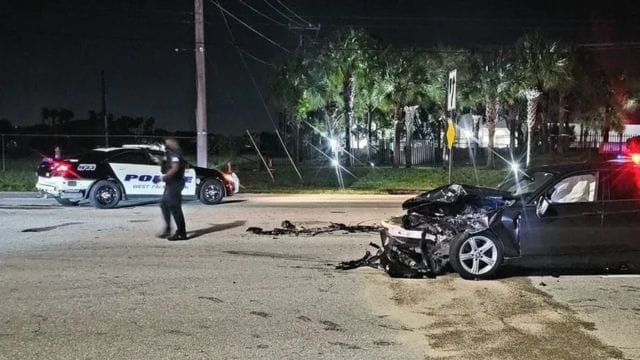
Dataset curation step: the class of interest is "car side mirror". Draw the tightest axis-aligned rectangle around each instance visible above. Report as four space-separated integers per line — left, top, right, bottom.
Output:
536 196 550 218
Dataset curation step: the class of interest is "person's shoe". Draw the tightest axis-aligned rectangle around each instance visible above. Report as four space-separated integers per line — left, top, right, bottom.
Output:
156 228 171 239
167 233 188 241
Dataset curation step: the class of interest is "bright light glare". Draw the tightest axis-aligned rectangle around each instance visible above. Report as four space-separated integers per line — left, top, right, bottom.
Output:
329 138 337 148
462 128 472 139
510 162 519 173
632 154 640 165
331 159 339 167
369 162 375 167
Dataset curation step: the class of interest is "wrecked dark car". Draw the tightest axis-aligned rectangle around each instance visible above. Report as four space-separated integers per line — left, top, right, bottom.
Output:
378 158 640 280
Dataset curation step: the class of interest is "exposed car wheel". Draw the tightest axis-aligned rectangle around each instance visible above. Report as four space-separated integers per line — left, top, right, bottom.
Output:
55 198 80 207
89 180 122 209
199 179 224 205
450 232 503 280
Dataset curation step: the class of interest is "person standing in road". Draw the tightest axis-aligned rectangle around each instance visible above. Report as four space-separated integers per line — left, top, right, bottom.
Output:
156 137 187 240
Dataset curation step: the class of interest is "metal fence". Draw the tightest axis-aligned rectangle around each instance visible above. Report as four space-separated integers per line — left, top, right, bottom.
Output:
350 140 439 166
0 133 199 171
3 130 640 172
0 133 289 171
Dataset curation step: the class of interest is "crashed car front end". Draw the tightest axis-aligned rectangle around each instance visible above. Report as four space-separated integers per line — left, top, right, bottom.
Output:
379 184 514 277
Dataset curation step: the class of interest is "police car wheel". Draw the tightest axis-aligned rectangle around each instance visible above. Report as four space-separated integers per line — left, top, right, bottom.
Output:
55 198 80 207
199 179 224 205
89 180 122 209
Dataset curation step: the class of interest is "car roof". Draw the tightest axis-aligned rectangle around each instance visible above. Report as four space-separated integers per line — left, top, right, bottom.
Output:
527 158 640 175
79 147 153 161
527 161 594 174
93 144 162 152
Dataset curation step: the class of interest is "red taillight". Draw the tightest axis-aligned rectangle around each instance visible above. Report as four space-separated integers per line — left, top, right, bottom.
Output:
50 161 76 179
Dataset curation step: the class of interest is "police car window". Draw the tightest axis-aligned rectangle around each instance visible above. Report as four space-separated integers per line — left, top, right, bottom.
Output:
608 170 640 200
110 151 152 165
550 173 597 203
81 150 108 162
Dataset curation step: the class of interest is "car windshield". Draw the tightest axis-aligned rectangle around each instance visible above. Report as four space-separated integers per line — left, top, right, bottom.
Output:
497 171 554 199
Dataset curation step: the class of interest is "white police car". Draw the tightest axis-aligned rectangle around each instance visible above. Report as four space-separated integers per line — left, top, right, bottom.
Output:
35 144 240 209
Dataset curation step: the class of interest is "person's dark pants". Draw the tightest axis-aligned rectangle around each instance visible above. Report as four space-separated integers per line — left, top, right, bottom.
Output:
160 183 186 236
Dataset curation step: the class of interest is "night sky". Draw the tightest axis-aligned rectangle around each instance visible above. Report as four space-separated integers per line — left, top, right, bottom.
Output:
1 0 639 134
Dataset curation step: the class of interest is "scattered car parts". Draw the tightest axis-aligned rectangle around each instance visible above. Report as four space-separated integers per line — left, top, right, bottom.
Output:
246 220 383 236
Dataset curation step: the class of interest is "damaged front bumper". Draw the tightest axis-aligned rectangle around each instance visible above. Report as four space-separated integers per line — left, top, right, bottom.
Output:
370 184 512 277
379 217 452 277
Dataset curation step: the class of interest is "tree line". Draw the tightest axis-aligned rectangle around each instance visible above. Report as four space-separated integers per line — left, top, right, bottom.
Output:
270 29 640 168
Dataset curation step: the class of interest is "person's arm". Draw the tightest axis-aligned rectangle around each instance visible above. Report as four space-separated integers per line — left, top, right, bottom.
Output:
161 154 181 182
162 162 179 182
150 154 162 164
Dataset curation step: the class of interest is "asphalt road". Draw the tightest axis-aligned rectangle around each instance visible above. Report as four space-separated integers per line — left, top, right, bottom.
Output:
0 193 639 359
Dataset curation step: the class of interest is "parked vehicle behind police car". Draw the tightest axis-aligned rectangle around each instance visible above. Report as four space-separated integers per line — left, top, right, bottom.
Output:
35 144 239 209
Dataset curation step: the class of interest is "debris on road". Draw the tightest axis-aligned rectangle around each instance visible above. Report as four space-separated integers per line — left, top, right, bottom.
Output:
335 243 381 270
338 184 514 278
246 220 383 236
21 222 82 233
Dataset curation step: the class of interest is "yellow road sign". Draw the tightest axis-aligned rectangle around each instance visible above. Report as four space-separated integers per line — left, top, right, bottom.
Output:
446 118 455 149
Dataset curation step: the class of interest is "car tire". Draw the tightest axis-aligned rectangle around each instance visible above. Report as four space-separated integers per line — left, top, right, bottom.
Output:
89 180 122 209
199 179 224 205
450 232 503 280
55 198 80 207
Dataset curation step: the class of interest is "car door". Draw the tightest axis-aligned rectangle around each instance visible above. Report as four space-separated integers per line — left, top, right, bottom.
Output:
601 167 640 255
109 151 164 196
519 170 603 258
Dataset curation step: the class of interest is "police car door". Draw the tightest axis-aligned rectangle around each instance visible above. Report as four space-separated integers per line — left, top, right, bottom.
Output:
182 166 197 196
150 150 197 197
109 151 164 196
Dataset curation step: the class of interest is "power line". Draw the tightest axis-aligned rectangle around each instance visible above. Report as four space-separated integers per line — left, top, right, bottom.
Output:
298 14 633 23
274 0 312 27
237 0 287 27
235 46 278 68
217 0 302 181
262 0 304 27
209 0 291 53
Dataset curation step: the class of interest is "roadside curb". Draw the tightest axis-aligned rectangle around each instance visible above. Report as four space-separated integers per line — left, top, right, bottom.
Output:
0 191 39 198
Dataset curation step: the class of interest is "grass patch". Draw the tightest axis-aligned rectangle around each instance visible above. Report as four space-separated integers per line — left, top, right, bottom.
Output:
238 165 509 193
0 159 39 191
0 156 510 193
350 166 509 191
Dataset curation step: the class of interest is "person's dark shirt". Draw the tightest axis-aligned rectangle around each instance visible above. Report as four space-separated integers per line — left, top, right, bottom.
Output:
161 149 186 185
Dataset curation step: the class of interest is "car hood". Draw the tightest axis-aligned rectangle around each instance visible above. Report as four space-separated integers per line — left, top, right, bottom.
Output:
402 184 514 217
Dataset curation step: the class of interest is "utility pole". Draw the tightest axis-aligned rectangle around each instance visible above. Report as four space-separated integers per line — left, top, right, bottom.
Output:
101 70 108 147
194 0 207 167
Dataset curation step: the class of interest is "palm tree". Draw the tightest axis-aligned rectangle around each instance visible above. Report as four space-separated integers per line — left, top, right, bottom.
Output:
355 49 393 161
472 49 512 169
514 33 572 166
271 55 306 161
318 29 372 166
385 49 430 168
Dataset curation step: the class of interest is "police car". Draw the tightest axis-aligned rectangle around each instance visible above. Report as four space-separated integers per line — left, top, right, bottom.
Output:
35 144 240 209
